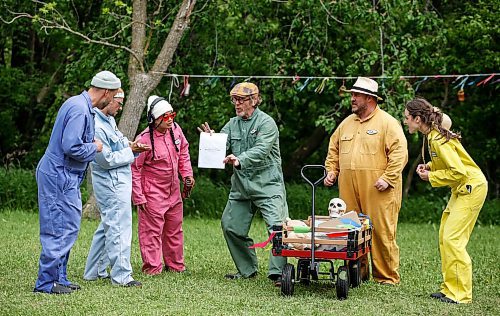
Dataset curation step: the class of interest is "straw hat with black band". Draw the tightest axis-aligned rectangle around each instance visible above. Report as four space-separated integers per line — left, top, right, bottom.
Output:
345 77 383 102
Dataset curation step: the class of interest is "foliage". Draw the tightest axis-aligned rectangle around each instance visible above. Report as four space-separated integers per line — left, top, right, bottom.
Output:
0 211 499 315
2 167 498 225
0 0 498 191
0 167 89 210
0 167 37 209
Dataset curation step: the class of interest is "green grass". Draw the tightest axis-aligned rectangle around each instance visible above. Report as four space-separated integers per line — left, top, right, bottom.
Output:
0 211 498 316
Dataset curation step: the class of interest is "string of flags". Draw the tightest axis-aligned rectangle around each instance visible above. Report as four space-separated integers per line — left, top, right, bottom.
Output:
151 72 498 102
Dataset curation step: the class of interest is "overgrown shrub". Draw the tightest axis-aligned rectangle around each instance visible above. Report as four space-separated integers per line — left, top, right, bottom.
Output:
1 168 498 225
0 167 89 211
0 167 38 210
183 177 229 218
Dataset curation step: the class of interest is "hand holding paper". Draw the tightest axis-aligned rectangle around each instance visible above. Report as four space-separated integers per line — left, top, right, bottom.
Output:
198 132 228 169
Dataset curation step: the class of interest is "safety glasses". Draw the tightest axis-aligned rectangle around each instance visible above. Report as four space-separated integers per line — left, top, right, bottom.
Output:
162 112 177 121
231 96 251 104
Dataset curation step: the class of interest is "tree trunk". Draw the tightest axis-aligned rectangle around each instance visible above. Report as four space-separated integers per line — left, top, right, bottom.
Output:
403 154 421 199
83 0 197 213
119 0 197 140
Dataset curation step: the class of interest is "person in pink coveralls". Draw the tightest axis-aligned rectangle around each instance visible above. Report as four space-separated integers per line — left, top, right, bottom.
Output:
132 95 195 275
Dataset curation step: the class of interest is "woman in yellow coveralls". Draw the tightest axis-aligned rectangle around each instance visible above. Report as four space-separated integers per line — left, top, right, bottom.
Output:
404 98 487 304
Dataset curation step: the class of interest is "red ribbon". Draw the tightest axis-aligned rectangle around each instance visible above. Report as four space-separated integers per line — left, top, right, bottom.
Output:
476 74 495 86
249 232 277 249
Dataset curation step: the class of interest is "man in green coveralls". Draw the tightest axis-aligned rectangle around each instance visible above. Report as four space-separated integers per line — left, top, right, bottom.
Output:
198 82 288 286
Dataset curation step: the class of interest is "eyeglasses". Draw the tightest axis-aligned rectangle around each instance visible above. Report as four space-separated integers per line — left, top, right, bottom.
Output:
162 112 177 121
231 96 251 104
113 99 124 106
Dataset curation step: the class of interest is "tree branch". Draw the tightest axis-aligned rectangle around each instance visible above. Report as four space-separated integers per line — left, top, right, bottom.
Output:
149 0 196 84
3 6 144 71
319 0 347 25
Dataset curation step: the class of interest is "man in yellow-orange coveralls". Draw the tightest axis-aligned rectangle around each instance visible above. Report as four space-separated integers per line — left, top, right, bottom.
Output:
324 77 408 285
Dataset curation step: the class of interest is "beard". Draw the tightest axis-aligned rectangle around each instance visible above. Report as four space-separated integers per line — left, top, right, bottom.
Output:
96 97 111 110
352 102 367 116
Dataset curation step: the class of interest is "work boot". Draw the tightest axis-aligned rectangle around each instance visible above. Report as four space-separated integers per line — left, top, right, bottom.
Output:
439 296 458 304
124 280 142 287
268 274 282 287
430 292 445 299
33 283 72 295
224 271 257 280
67 283 81 291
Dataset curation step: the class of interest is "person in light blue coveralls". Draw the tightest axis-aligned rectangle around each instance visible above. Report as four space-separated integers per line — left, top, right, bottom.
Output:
83 88 149 287
34 71 121 294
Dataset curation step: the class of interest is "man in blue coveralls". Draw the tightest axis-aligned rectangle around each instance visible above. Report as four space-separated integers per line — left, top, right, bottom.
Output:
34 71 121 294
83 88 148 287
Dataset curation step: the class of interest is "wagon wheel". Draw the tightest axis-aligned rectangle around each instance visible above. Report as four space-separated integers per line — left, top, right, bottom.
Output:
298 260 310 286
336 266 349 300
348 259 362 288
281 263 295 296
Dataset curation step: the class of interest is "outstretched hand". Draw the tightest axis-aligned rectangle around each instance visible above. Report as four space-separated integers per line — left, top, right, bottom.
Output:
197 122 215 135
129 139 151 153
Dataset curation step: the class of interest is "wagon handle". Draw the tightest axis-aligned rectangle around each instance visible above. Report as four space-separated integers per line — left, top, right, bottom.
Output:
300 165 327 269
300 165 327 187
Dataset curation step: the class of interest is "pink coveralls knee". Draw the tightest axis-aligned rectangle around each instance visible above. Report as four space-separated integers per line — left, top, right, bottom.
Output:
132 123 193 275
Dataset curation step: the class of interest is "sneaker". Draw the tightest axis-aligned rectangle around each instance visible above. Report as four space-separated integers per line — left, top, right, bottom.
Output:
124 280 142 287
430 292 445 299
224 271 257 280
439 296 458 304
33 283 73 295
67 283 81 291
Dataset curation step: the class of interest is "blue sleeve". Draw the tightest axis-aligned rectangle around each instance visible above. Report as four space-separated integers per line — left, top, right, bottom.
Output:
94 128 135 170
61 105 97 162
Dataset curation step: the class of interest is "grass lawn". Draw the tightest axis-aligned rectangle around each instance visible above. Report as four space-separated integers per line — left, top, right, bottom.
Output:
0 210 498 316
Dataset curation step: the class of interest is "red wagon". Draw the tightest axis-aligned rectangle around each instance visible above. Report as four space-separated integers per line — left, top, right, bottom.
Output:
271 165 372 299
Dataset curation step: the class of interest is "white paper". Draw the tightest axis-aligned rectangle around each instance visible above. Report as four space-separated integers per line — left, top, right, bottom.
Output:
198 132 228 169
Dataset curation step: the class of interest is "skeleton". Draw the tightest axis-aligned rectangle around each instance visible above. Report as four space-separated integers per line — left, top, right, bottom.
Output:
328 198 347 218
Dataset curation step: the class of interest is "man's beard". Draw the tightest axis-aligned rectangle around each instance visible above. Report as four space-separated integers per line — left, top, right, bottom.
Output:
96 98 110 110
352 103 367 116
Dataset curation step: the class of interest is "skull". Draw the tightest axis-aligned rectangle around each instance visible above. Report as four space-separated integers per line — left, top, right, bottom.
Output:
328 198 347 218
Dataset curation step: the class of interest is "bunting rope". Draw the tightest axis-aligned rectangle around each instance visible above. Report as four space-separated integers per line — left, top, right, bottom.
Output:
151 72 497 81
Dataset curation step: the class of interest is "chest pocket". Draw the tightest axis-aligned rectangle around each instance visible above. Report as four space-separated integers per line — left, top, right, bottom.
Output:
340 134 354 154
360 135 381 155
109 134 119 145
230 134 242 155
247 132 258 148
109 133 127 151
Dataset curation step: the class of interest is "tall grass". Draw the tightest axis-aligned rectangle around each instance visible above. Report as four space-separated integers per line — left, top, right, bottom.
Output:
0 211 498 315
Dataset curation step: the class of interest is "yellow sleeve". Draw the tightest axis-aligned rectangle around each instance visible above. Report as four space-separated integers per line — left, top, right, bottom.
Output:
324 127 340 176
380 121 408 188
428 140 467 187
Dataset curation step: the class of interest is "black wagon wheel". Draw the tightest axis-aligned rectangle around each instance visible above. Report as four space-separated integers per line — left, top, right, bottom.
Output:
298 260 310 286
348 259 362 288
336 265 349 300
281 263 295 296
